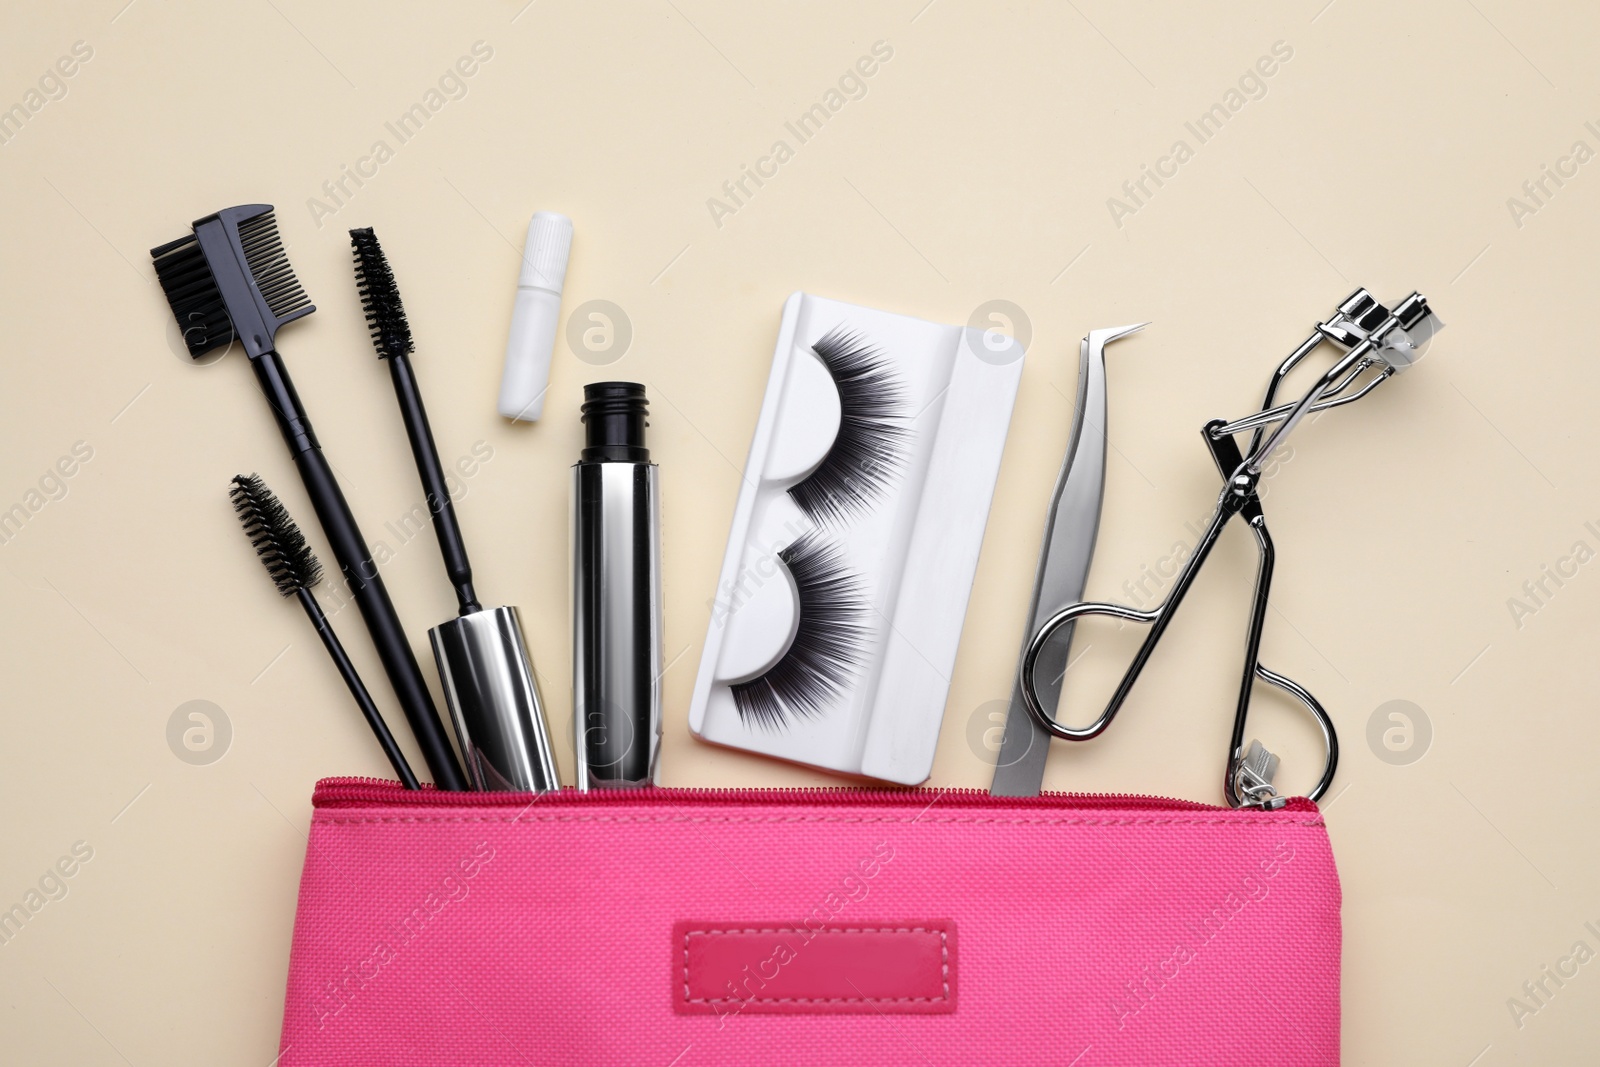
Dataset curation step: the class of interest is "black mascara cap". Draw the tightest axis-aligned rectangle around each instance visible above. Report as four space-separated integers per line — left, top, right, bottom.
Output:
581 382 650 462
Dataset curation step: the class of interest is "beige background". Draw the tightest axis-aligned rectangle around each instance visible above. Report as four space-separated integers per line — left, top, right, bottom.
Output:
1 0 1596 1062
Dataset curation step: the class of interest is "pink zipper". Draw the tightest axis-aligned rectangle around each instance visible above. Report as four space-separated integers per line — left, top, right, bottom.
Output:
312 776 1316 813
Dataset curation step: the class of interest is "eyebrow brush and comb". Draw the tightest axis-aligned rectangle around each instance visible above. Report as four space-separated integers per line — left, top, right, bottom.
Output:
153 205 466 790
154 206 557 791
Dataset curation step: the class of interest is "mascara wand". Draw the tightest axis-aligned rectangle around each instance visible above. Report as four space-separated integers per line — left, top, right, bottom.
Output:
349 228 479 616
349 227 559 793
229 474 420 789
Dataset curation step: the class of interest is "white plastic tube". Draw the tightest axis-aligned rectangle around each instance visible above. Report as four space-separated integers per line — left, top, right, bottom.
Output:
497 212 572 422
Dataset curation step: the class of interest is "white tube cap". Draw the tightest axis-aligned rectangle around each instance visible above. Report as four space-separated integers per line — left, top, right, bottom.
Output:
498 212 573 422
518 212 572 292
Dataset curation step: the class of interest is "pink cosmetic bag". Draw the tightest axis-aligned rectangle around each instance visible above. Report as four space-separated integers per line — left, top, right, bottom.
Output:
277 778 1340 1066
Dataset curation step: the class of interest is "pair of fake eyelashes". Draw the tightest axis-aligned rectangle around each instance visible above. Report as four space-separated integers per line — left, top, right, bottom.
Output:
730 328 911 730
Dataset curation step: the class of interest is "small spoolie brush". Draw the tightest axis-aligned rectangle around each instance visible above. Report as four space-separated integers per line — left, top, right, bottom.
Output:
348 227 559 793
229 474 420 789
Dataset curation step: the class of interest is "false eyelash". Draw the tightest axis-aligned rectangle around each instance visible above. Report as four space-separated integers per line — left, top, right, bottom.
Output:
730 534 869 730
786 328 911 524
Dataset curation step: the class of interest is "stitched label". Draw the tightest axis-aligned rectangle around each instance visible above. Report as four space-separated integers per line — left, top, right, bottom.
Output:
673 920 956 1015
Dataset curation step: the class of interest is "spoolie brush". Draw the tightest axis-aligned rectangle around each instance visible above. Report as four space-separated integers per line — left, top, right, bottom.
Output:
348 226 559 793
350 226 479 615
229 474 420 789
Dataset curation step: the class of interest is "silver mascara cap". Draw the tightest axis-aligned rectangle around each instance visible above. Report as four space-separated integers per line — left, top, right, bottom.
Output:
430 605 560 792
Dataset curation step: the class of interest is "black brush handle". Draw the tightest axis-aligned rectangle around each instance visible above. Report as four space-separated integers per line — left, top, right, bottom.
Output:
297 588 420 789
250 350 467 790
389 353 480 614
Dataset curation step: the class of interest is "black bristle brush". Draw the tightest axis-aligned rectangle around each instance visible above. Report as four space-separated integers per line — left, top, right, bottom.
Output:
152 206 465 790
230 474 420 789
348 227 479 616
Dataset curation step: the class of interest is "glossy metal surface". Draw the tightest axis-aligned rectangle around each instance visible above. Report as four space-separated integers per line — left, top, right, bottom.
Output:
430 605 559 792
990 323 1145 797
1016 290 1438 807
572 461 662 789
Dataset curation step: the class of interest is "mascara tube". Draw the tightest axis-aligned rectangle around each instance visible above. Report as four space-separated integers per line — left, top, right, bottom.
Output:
572 382 662 789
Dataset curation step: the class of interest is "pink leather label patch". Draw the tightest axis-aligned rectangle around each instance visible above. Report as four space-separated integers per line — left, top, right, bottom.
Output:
674 921 956 1015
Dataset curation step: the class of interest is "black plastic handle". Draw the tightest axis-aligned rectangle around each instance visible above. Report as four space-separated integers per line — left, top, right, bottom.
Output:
389 354 479 614
297 588 420 789
251 350 466 790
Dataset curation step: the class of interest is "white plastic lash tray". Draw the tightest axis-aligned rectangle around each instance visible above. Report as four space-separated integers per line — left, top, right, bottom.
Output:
688 292 1025 784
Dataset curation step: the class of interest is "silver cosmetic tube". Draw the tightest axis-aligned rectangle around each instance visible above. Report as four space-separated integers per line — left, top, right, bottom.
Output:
572 383 662 789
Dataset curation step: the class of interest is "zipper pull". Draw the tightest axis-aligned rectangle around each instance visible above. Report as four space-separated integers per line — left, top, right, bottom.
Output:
1232 739 1287 811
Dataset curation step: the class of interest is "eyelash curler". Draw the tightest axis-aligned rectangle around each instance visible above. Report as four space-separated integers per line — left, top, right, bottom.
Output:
1017 288 1443 809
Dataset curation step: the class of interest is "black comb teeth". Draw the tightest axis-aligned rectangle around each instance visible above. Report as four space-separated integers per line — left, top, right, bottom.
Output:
229 474 323 596
151 233 234 358
150 205 315 360
349 227 414 359
238 210 313 320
